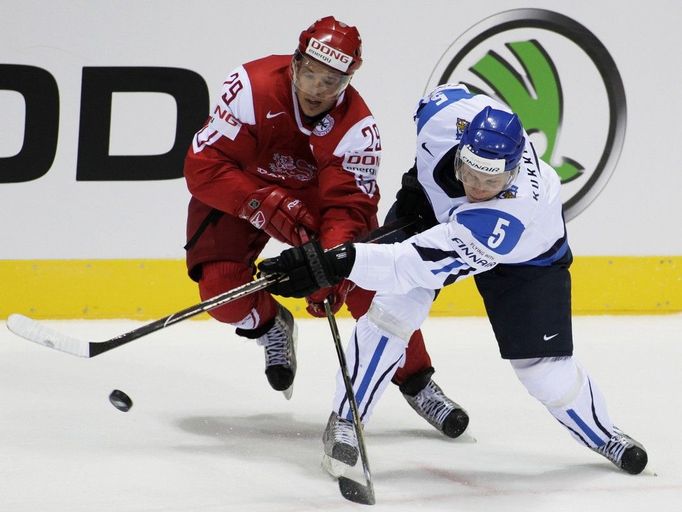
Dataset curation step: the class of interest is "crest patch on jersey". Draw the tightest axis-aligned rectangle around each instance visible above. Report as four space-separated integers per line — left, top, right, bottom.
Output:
313 114 335 136
498 185 518 199
265 153 316 182
456 118 468 139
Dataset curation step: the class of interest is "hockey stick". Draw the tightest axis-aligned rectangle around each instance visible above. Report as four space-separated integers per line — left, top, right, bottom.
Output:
5 215 417 359
6 274 283 358
323 298 375 506
355 214 417 244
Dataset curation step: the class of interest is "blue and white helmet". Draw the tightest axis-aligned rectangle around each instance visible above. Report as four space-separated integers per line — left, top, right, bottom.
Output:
456 106 525 177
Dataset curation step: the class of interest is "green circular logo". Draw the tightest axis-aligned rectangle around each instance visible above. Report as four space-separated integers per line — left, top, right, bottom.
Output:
426 9 626 220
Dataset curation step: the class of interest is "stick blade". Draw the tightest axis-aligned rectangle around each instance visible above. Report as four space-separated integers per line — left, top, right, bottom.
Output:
6 314 91 358
338 476 375 505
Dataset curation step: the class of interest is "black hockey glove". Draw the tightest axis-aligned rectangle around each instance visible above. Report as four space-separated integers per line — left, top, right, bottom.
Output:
258 241 356 298
395 165 437 230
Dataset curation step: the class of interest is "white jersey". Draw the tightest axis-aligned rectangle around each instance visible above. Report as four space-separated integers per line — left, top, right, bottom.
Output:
349 84 568 294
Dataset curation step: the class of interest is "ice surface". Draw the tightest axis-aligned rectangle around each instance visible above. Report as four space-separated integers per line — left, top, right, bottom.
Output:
1 315 680 511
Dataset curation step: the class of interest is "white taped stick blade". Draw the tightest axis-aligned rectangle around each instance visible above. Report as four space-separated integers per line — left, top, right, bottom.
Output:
6 314 90 357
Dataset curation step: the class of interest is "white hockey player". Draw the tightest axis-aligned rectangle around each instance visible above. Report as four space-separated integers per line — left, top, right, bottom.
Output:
259 84 648 476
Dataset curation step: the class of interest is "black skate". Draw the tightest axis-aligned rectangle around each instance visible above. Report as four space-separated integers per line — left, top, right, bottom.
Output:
322 411 359 477
400 368 469 438
236 304 297 399
593 426 648 474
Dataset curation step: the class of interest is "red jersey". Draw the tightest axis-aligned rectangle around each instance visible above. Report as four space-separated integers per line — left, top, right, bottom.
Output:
184 54 381 274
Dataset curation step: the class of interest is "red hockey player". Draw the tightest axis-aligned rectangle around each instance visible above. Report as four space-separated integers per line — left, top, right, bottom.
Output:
183 16 467 464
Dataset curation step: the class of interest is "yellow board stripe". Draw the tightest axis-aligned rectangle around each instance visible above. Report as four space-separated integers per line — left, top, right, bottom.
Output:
1 257 680 319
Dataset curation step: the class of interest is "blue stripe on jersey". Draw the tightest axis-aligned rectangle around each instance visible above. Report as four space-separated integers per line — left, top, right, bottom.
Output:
346 336 388 421
567 409 606 446
416 88 474 135
431 259 465 275
522 238 569 266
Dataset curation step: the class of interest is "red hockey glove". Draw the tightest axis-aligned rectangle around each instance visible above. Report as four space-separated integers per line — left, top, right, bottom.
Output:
238 186 318 246
305 280 353 317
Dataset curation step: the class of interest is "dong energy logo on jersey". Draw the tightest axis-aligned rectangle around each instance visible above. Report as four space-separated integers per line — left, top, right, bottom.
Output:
426 9 626 220
343 151 379 198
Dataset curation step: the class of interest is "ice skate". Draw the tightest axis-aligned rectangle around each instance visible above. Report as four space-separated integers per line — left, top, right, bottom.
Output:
401 369 469 438
238 304 297 399
258 304 297 399
593 426 648 474
321 412 359 477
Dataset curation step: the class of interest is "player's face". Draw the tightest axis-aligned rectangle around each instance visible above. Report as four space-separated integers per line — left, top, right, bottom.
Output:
292 56 351 117
456 162 513 202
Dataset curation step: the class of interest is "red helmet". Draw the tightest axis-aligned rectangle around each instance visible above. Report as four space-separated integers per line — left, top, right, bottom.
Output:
297 16 363 74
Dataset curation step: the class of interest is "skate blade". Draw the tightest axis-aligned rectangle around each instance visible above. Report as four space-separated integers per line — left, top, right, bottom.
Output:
642 467 658 477
321 454 351 478
456 432 477 443
281 326 298 401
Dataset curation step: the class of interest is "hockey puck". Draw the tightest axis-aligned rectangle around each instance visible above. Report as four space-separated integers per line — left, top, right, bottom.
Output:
109 389 133 412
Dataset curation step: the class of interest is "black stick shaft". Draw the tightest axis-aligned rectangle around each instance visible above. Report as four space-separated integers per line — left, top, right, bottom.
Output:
89 275 280 356
323 299 375 505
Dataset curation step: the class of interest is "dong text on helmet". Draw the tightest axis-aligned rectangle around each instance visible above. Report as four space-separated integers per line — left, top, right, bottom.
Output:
460 106 525 172
298 16 363 74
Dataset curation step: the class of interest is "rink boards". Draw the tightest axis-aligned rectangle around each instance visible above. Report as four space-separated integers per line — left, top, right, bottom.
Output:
1 256 679 319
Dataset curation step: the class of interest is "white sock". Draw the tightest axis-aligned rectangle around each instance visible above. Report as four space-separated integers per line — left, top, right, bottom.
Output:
511 356 614 448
